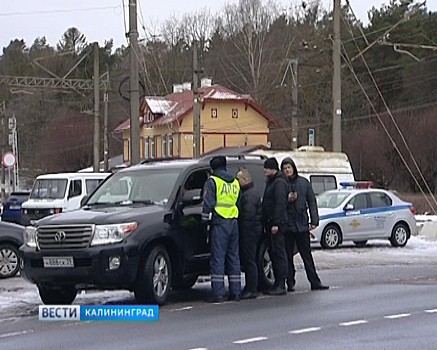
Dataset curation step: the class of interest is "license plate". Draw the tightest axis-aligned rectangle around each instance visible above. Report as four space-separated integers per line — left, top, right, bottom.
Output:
9 205 21 209
43 257 74 268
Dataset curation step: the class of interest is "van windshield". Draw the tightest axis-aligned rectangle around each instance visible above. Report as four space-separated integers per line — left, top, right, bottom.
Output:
87 169 181 206
30 179 68 199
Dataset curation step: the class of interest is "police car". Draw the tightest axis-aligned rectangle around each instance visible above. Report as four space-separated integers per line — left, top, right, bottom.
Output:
311 182 416 249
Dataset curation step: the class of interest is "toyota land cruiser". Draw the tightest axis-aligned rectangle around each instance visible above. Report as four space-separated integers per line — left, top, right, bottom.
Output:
19 155 275 305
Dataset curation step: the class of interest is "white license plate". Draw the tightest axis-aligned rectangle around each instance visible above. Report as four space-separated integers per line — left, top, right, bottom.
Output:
43 257 74 268
9 205 21 209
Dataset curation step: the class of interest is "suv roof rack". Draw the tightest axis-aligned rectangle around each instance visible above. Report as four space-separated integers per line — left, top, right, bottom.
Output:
140 156 192 164
200 154 267 162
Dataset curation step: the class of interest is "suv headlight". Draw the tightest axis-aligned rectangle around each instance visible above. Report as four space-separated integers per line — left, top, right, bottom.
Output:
91 222 138 246
24 226 37 248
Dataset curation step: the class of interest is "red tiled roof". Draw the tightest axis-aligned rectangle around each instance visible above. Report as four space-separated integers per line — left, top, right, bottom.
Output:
113 84 277 133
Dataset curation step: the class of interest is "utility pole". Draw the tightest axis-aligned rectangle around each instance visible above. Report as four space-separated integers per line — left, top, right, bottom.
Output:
332 0 342 152
129 0 140 165
290 59 298 150
103 71 109 172
192 41 201 158
93 43 100 172
0 101 5 201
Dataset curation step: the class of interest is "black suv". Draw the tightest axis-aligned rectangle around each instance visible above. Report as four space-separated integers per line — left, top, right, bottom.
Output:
19 156 276 305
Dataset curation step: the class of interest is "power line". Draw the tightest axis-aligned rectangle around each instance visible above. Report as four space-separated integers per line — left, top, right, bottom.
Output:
0 6 120 17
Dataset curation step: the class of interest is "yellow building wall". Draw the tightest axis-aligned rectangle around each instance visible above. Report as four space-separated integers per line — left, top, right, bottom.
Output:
123 100 270 160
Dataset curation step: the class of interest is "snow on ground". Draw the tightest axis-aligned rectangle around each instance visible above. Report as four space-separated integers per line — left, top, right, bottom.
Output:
1 235 437 320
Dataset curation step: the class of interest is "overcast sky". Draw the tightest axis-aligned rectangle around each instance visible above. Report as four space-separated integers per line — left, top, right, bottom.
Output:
1 0 436 51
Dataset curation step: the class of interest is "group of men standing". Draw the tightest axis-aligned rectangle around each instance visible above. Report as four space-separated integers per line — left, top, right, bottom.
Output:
202 155 328 303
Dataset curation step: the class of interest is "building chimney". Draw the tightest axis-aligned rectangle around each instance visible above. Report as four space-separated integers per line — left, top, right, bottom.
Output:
201 77 212 87
182 82 191 91
173 84 183 93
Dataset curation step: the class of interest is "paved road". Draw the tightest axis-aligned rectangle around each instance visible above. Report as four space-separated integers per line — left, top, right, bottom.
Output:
1 236 436 350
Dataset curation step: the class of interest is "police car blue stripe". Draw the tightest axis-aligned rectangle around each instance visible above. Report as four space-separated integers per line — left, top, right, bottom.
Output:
319 205 412 221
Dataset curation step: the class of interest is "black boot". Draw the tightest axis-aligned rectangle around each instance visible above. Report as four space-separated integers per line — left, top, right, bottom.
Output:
267 279 286 296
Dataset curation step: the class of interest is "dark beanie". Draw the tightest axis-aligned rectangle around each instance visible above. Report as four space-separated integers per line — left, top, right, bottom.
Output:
264 157 279 170
210 156 227 171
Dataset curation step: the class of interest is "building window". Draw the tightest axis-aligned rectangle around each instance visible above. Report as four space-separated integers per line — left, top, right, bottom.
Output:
150 137 155 158
162 135 166 157
211 108 217 118
168 134 173 157
144 136 149 159
232 108 238 118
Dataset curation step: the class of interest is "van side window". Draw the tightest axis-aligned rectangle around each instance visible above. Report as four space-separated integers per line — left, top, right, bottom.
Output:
86 179 104 194
310 176 337 195
68 180 82 198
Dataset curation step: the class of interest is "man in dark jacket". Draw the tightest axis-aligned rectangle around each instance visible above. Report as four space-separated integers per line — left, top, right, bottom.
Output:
261 157 289 295
281 157 329 291
202 156 241 302
237 168 262 299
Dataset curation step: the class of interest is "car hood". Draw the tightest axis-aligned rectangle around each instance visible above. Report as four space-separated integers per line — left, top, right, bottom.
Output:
318 208 344 220
33 204 166 226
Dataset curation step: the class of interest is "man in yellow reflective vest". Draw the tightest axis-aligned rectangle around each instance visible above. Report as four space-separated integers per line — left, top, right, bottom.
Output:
202 156 241 303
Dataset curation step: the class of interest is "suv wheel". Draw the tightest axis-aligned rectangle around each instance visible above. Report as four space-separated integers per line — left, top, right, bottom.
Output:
38 284 77 305
257 240 275 291
321 224 341 249
390 223 409 247
0 244 19 279
135 245 172 305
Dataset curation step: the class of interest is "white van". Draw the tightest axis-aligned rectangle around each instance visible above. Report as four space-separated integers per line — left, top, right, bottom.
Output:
21 172 111 225
250 146 355 195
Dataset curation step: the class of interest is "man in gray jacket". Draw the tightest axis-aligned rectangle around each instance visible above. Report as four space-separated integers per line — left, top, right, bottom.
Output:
281 157 329 291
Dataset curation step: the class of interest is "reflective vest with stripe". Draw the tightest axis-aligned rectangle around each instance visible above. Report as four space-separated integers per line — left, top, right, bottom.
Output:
211 176 240 219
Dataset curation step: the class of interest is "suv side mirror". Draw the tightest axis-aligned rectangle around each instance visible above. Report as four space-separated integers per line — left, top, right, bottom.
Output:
344 203 354 211
181 189 202 207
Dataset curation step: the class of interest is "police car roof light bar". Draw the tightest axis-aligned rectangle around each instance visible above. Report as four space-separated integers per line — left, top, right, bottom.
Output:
339 181 373 189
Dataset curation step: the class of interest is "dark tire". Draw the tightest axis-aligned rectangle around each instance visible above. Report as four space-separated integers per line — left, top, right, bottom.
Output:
321 224 341 249
0 244 19 279
38 285 77 305
353 240 367 247
172 274 198 290
390 222 409 247
257 240 275 291
135 245 172 305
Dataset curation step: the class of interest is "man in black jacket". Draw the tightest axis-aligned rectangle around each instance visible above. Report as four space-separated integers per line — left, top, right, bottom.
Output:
261 157 289 295
281 157 329 291
237 169 262 299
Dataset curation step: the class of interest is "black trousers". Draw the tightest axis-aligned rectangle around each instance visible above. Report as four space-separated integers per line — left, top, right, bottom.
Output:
285 228 321 287
266 227 288 283
240 232 260 293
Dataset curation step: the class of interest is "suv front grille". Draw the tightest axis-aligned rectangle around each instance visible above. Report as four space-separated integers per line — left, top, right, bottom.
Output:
37 225 94 251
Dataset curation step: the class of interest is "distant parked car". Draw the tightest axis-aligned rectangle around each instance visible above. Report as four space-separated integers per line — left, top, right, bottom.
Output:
0 221 24 278
311 182 416 249
1 191 30 224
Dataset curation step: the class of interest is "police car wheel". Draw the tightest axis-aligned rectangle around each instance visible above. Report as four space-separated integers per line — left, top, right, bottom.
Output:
321 225 341 249
390 223 409 247
135 245 172 305
38 284 77 305
0 244 19 279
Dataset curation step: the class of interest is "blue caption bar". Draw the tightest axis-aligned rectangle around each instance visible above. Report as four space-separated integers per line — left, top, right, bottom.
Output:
39 305 159 321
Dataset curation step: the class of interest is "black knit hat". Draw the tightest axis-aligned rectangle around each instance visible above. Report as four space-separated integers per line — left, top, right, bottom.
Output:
210 156 227 171
264 157 279 170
